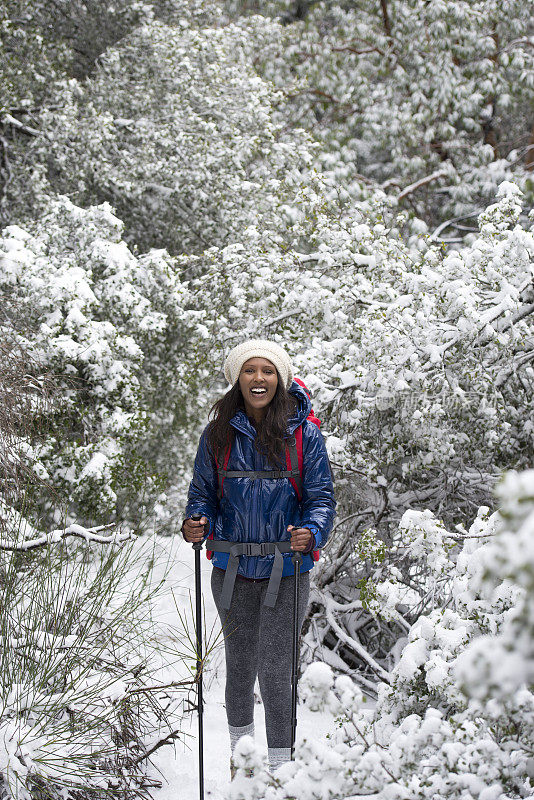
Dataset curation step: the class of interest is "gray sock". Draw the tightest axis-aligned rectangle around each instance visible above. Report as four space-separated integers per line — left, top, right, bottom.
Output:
268 747 291 771
229 721 255 755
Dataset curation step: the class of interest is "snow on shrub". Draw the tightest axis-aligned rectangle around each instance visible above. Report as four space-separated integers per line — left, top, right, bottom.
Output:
0 196 201 524
228 469 534 800
456 469 534 703
31 16 316 254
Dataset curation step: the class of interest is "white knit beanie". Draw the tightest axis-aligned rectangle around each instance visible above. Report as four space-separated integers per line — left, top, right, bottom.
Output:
223 339 294 389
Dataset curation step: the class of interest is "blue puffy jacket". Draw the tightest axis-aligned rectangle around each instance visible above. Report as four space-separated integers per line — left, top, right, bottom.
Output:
185 381 336 578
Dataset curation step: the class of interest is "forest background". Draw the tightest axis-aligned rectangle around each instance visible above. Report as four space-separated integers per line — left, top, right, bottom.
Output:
1 1 534 798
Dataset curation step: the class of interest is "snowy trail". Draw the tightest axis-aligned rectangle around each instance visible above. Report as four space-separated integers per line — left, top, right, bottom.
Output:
145 535 335 800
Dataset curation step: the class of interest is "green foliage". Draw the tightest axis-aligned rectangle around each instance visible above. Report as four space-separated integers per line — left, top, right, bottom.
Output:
355 528 387 564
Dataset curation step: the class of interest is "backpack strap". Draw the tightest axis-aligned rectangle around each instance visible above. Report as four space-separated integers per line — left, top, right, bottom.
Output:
286 427 303 501
288 424 321 562
217 442 233 501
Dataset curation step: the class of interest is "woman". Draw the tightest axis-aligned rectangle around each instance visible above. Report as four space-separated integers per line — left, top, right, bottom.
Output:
182 339 336 776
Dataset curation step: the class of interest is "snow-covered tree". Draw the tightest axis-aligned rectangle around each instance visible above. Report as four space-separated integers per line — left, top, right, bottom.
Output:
225 0 534 231
22 16 316 254
0 1 229 229
0 197 205 525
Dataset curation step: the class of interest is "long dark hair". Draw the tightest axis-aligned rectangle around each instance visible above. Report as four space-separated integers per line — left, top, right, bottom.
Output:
206 374 297 466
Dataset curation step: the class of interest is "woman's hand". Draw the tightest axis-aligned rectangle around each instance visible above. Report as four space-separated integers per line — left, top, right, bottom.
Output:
287 525 313 551
182 516 208 543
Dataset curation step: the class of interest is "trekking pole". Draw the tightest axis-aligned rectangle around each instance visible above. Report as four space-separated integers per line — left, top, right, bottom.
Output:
191 515 205 800
290 550 303 760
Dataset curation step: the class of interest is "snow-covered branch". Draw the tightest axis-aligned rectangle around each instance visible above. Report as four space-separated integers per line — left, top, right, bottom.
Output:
1 113 40 137
397 170 447 201
0 523 134 551
321 592 391 683
428 210 481 241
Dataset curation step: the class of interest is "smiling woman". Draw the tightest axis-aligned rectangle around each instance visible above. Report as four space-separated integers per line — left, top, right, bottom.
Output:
181 339 336 776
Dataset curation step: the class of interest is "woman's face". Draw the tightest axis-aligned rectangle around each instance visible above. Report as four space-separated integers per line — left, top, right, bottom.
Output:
238 357 279 421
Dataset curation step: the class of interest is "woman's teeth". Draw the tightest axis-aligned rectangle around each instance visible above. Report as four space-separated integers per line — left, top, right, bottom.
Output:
251 388 267 395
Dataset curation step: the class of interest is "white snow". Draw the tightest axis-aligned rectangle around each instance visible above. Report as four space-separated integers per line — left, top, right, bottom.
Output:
146 536 337 799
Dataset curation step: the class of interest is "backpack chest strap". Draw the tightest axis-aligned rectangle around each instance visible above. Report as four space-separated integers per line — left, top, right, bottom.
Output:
216 433 303 499
217 468 300 479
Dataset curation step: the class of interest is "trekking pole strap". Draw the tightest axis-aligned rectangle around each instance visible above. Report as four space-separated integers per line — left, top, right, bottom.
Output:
209 540 293 610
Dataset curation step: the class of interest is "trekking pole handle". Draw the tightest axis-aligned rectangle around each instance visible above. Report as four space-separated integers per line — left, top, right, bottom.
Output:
292 551 303 567
190 515 205 550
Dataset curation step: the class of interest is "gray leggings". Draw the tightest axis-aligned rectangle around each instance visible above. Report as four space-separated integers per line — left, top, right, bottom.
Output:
211 565 310 749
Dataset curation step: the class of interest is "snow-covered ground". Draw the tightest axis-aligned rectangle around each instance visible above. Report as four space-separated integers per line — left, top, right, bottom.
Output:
146 535 335 799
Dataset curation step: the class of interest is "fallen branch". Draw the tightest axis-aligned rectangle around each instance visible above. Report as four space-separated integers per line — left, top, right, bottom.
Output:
322 594 391 683
0 523 133 551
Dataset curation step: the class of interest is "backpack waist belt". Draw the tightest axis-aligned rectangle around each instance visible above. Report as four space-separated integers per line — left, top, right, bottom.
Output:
209 540 293 610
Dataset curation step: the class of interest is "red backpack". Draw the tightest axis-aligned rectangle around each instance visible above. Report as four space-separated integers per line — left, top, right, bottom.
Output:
207 378 321 561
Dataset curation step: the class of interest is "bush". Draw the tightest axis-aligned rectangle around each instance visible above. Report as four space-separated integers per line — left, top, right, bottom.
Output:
0 518 191 800
228 469 534 800
0 197 202 526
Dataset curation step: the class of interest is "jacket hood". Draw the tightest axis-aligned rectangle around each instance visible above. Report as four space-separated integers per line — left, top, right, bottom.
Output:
230 380 312 437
